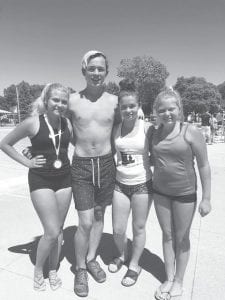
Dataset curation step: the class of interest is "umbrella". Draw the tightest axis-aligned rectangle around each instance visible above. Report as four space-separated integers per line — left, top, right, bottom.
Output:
0 109 12 114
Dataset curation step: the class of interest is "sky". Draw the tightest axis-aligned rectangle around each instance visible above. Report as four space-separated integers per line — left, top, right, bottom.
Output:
0 0 225 95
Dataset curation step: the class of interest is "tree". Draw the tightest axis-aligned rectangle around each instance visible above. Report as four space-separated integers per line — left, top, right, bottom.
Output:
0 96 9 111
105 81 119 96
174 77 221 116
217 81 225 108
3 81 45 121
117 56 169 114
30 84 45 99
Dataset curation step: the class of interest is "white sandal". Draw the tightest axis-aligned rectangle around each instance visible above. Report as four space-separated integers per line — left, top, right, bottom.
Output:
49 270 62 291
33 273 46 291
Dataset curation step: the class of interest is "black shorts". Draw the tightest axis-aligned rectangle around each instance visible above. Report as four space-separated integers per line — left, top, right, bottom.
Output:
28 170 71 193
153 189 197 203
115 180 153 199
71 153 116 211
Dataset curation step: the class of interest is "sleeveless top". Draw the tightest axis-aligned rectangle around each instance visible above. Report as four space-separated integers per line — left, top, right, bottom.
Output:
152 124 197 196
30 114 71 176
114 119 152 185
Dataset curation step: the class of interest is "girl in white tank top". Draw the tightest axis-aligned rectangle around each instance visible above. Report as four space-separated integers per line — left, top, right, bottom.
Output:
114 118 152 185
108 79 153 287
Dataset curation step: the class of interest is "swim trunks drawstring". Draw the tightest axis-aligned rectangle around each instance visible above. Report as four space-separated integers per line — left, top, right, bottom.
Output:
91 158 101 188
97 157 100 188
91 159 95 187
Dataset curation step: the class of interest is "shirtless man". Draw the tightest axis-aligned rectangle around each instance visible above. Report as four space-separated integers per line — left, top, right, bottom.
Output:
70 51 118 297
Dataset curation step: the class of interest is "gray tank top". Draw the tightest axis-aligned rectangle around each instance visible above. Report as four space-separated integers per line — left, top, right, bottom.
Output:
152 124 197 196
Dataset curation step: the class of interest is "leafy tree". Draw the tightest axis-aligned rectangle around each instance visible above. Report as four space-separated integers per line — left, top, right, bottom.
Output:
217 81 225 108
0 96 9 111
3 81 44 121
174 77 221 116
117 56 169 114
2 82 76 122
105 81 119 96
30 84 45 99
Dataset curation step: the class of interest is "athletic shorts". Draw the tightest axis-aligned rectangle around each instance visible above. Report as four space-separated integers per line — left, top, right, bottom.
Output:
71 153 116 211
153 189 197 203
28 170 71 193
115 180 153 199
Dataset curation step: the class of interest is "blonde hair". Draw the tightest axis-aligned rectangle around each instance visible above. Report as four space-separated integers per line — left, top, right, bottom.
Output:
153 87 184 122
31 83 70 116
81 50 109 75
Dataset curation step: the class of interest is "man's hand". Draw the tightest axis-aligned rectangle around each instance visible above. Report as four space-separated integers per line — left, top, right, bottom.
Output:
22 146 33 159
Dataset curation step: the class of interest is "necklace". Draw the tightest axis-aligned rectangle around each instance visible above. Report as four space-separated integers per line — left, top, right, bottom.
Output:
44 114 62 169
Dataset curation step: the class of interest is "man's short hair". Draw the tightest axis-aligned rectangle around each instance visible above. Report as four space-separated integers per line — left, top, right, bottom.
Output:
81 50 109 75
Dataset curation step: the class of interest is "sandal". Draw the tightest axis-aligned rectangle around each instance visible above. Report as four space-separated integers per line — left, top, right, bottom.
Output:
166 291 183 299
49 270 62 291
108 257 124 273
154 281 174 300
121 268 142 287
166 285 183 299
33 273 46 291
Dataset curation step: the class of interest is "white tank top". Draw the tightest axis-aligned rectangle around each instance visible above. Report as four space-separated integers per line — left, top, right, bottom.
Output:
114 119 152 185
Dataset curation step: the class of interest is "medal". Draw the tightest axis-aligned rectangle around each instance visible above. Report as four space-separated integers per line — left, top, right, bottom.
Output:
53 159 62 169
44 114 62 169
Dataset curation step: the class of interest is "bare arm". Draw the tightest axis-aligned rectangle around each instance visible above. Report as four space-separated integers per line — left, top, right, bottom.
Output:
0 117 46 168
145 122 155 165
65 117 76 146
186 125 211 217
111 123 119 156
113 102 122 125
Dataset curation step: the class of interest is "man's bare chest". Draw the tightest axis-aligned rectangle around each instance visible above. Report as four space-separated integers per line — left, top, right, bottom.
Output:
72 100 115 124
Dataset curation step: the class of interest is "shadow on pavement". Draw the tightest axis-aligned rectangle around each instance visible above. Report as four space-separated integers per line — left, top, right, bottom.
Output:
8 225 166 282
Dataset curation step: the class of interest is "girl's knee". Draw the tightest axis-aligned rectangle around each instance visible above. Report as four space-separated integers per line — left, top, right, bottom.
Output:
162 229 173 242
113 226 126 237
133 222 146 235
176 234 190 251
44 228 61 242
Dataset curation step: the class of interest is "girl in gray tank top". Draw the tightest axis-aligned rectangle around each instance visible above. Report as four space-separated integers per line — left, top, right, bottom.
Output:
152 88 211 300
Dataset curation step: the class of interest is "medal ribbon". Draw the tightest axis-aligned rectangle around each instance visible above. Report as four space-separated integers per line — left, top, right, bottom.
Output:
44 114 62 159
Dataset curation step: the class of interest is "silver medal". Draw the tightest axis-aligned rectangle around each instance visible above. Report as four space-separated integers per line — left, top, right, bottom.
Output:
53 159 62 169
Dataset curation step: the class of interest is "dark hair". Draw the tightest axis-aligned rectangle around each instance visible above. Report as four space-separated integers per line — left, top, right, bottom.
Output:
118 79 139 104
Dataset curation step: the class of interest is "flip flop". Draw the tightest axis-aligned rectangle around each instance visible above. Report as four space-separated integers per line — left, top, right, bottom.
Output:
121 268 142 287
154 281 174 300
166 289 183 299
108 257 124 273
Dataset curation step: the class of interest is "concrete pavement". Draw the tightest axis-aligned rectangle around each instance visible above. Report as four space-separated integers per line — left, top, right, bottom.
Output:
0 127 225 300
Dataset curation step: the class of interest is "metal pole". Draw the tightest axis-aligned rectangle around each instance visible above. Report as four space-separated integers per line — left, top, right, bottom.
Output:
15 86 21 123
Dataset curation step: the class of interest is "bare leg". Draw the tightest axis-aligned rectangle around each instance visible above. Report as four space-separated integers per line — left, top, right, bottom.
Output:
129 193 152 271
31 189 62 276
111 191 130 262
86 206 106 262
169 200 196 296
49 187 72 271
154 193 175 282
74 209 94 269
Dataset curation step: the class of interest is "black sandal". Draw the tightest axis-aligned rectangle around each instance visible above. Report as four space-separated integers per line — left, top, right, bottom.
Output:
121 268 142 287
108 257 124 273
